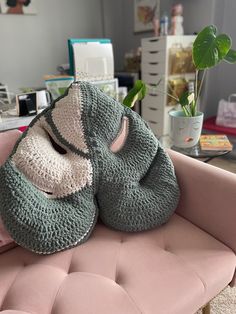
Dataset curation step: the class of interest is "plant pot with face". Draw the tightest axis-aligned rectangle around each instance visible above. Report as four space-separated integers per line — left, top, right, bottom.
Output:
169 110 203 148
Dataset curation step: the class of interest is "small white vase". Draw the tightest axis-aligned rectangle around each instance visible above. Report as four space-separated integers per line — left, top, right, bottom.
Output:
169 110 204 148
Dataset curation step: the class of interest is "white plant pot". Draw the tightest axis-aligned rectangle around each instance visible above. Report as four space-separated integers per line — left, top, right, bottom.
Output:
169 110 204 148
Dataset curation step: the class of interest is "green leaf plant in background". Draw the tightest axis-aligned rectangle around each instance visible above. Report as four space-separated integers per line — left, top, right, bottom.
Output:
122 80 147 108
151 25 236 117
122 25 236 117
179 24 236 116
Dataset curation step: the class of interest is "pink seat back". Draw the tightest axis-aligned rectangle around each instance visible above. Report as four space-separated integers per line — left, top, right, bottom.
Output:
0 130 21 252
0 130 21 166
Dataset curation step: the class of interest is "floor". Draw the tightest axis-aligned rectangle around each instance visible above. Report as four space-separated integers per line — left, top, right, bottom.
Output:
208 156 236 173
196 286 236 314
198 155 236 313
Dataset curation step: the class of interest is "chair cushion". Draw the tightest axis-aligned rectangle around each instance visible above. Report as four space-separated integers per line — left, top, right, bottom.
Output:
0 214 235 314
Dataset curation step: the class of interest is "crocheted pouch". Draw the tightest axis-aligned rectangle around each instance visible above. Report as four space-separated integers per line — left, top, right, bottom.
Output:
0 81 180 254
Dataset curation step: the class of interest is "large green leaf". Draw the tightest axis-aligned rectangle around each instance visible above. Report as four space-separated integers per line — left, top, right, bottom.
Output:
224 49 236 63
193 25 232 70
123 80 146 108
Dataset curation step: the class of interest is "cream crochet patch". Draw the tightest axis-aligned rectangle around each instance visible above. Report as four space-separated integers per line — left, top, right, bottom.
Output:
51 84 89 153
12 118 92 198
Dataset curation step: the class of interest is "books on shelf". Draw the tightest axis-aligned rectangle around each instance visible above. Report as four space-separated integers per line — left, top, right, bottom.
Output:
200 134 233 151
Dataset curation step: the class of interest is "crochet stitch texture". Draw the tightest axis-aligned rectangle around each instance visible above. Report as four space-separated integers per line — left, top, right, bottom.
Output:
0 81 180 254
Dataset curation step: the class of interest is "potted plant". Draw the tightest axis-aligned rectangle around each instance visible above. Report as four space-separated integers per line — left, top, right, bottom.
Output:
168 24 236 148
122 25 236 148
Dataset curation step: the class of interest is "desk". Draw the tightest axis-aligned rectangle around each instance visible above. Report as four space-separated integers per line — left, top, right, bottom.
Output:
0 115 36 132
159 135 230 163
170 144 230 163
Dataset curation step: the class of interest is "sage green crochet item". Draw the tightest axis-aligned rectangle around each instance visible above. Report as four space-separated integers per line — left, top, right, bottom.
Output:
0 81 180 254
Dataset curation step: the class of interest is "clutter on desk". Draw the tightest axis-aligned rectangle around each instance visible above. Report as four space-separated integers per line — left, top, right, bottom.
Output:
169 43 195 75
160 12 169 36
16 90 51 116
44 75 74 100
170 3 184 35
149 3 184 36
118 87 128 103
0 113 36 132
216 94 236 128
152 16 160 37
200 134 233 151
68 38 114 81
16 92 37 116
90 79 119 101
57 63 70 75
67 38 120 101
124 47 141 73
20 87 36 94
0 84 12 110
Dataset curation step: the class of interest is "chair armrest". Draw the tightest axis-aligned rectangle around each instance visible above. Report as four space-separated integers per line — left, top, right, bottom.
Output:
0 130 21 166
168 149 236 254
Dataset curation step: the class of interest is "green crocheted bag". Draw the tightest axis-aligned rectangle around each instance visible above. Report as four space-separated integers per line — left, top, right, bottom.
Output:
0 81 180 254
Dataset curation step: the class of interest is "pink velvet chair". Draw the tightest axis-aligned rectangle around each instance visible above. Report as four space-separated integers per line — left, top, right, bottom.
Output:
0 130 235 314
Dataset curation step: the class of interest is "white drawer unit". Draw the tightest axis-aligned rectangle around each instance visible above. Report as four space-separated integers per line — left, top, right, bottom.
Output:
141 37 165 51
143 93 165 110
141 35 196 137
142 98 174 137
142 73 165 86
142 103 164 122
141 61 165 75
142 51 166 63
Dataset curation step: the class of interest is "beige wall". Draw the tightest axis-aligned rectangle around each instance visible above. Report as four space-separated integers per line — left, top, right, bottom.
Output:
0 0 103 92
1 0 235 119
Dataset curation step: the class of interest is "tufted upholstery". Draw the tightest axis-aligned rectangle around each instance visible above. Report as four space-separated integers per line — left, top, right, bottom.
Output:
0 214 235 314
0 131 236 314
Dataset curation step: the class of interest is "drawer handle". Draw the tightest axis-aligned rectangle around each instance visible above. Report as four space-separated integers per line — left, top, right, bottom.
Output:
149 73 158 76
149 51 159 54
149 39 159 43
149 62 159 65
149 107 158 111
148 120 158 124
148 83 157 87
149 93 158 97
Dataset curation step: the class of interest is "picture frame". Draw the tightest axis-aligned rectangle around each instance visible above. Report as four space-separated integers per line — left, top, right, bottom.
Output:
0 0 37 15
134 0 160 33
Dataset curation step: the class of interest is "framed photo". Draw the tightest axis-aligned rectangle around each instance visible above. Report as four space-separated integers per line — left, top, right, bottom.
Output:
0 0 37 15
134 0 160 33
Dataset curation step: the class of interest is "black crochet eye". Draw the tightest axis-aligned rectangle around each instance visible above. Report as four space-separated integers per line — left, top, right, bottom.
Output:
48 133 67 155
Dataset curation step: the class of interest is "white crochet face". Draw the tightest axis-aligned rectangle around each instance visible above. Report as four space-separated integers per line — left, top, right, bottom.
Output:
12 87 93 199
51 84 89 154
11 84 130 198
